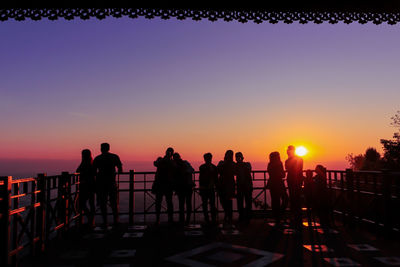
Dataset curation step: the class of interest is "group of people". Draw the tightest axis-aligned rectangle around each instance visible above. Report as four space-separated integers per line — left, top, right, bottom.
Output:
152 148 254 227
76 143 331 230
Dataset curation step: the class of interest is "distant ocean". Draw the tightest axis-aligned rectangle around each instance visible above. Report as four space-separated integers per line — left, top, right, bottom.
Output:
0 158 348 179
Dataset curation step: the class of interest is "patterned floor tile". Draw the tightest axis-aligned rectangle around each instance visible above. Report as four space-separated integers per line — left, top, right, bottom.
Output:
166 242 284 267
323 257 360 266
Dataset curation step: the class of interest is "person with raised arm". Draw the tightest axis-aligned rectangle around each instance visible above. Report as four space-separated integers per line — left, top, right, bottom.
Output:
152 147 176 225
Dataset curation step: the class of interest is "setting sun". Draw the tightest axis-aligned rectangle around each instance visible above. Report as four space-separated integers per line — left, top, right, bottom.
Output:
295 146 308 157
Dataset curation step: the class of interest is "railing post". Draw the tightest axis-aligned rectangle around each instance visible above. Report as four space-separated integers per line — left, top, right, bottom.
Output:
382 170 393 235
129 170 135 225
61 172 70 232
36 173 46 255
75 173 83 228
0 176 12 267
345 169 355 227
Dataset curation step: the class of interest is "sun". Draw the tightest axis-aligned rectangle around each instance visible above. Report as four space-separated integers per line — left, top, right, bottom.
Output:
295 146 308 157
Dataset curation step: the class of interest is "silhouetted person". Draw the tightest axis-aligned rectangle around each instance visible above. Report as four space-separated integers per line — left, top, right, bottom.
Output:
235 152 253 222
93 143 122 227
313 165 331 228
76 149 96 227
199 153 218 224
304 170 314 222
173 153 195 225
285 145 304 230
267 151 288 225
217 150 236 228
153 147 175 224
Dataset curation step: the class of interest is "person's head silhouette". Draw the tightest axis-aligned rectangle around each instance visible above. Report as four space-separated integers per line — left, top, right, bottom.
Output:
165 147 174 158
203 153 212 164
173 152 181 161
101 143 110 154
81 149 92 162
287 145 295 158
235 152 244 163
269 151 281 163
224 150 234 162
315 165 326 177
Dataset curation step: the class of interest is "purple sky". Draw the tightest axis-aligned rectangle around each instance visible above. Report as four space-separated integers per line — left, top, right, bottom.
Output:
1 17 400 176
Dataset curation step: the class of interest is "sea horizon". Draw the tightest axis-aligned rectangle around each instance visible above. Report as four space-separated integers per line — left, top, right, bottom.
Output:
0 158 349 179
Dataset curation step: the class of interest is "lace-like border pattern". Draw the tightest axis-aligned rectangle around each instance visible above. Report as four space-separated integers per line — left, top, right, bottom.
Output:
1 8 400 25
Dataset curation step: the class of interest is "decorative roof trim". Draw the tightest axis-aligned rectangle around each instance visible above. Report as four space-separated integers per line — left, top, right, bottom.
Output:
1 8 400 25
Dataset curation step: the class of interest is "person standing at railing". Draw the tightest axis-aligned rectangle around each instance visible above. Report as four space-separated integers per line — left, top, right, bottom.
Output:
199 153 218 225
173 153 195 226
285 145 304 230
93 143 123 228
217 150 236 229
153 147 176 225
235 152 253 223
76 149 96 227
312 165 331 228
267 151 288 226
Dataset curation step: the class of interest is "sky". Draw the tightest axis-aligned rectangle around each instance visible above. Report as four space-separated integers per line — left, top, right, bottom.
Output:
1 17 399 176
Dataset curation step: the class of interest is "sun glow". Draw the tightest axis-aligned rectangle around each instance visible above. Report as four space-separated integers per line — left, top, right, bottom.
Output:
295 146 308 157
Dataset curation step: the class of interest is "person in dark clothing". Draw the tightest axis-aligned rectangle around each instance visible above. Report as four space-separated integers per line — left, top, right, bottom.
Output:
235 152 253 222
267 151 288 225
312 165 331 228
217 150 236 228
173 153 195 225
93 143 122 227
303 169 314 222
199 153 218 224
76 149 96 227
153 147 176 224
285 145 304 230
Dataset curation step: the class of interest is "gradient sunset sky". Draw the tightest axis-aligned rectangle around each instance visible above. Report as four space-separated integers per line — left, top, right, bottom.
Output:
1 17 399 174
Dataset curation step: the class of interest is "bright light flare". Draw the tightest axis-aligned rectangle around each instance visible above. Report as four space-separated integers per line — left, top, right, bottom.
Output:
295 146 308 157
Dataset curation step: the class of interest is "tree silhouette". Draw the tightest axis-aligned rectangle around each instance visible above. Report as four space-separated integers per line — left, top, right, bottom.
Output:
380 111 400 170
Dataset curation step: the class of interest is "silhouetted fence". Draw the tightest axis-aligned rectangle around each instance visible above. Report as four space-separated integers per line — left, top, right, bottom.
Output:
1 169 399 266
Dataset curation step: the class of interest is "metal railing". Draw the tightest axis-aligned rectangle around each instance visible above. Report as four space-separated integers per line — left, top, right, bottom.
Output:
1 169 399 266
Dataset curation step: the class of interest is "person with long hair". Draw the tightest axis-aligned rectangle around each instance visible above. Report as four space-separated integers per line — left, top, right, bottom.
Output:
217 150 236 228
267 151 288 226
77 149 96 227
173 152 195 226
235 152 253 223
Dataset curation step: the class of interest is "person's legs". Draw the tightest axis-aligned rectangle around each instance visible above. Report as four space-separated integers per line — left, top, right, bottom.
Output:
201 193 210 223
178 193 185 224
236 192 244 221
155 192 163 224
88 191 96 226
186 190 192 224
98 189 108 226
244 191 253 220
165 191 174 223
209 191 217 223
270 190 280 224
109 183 119 224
